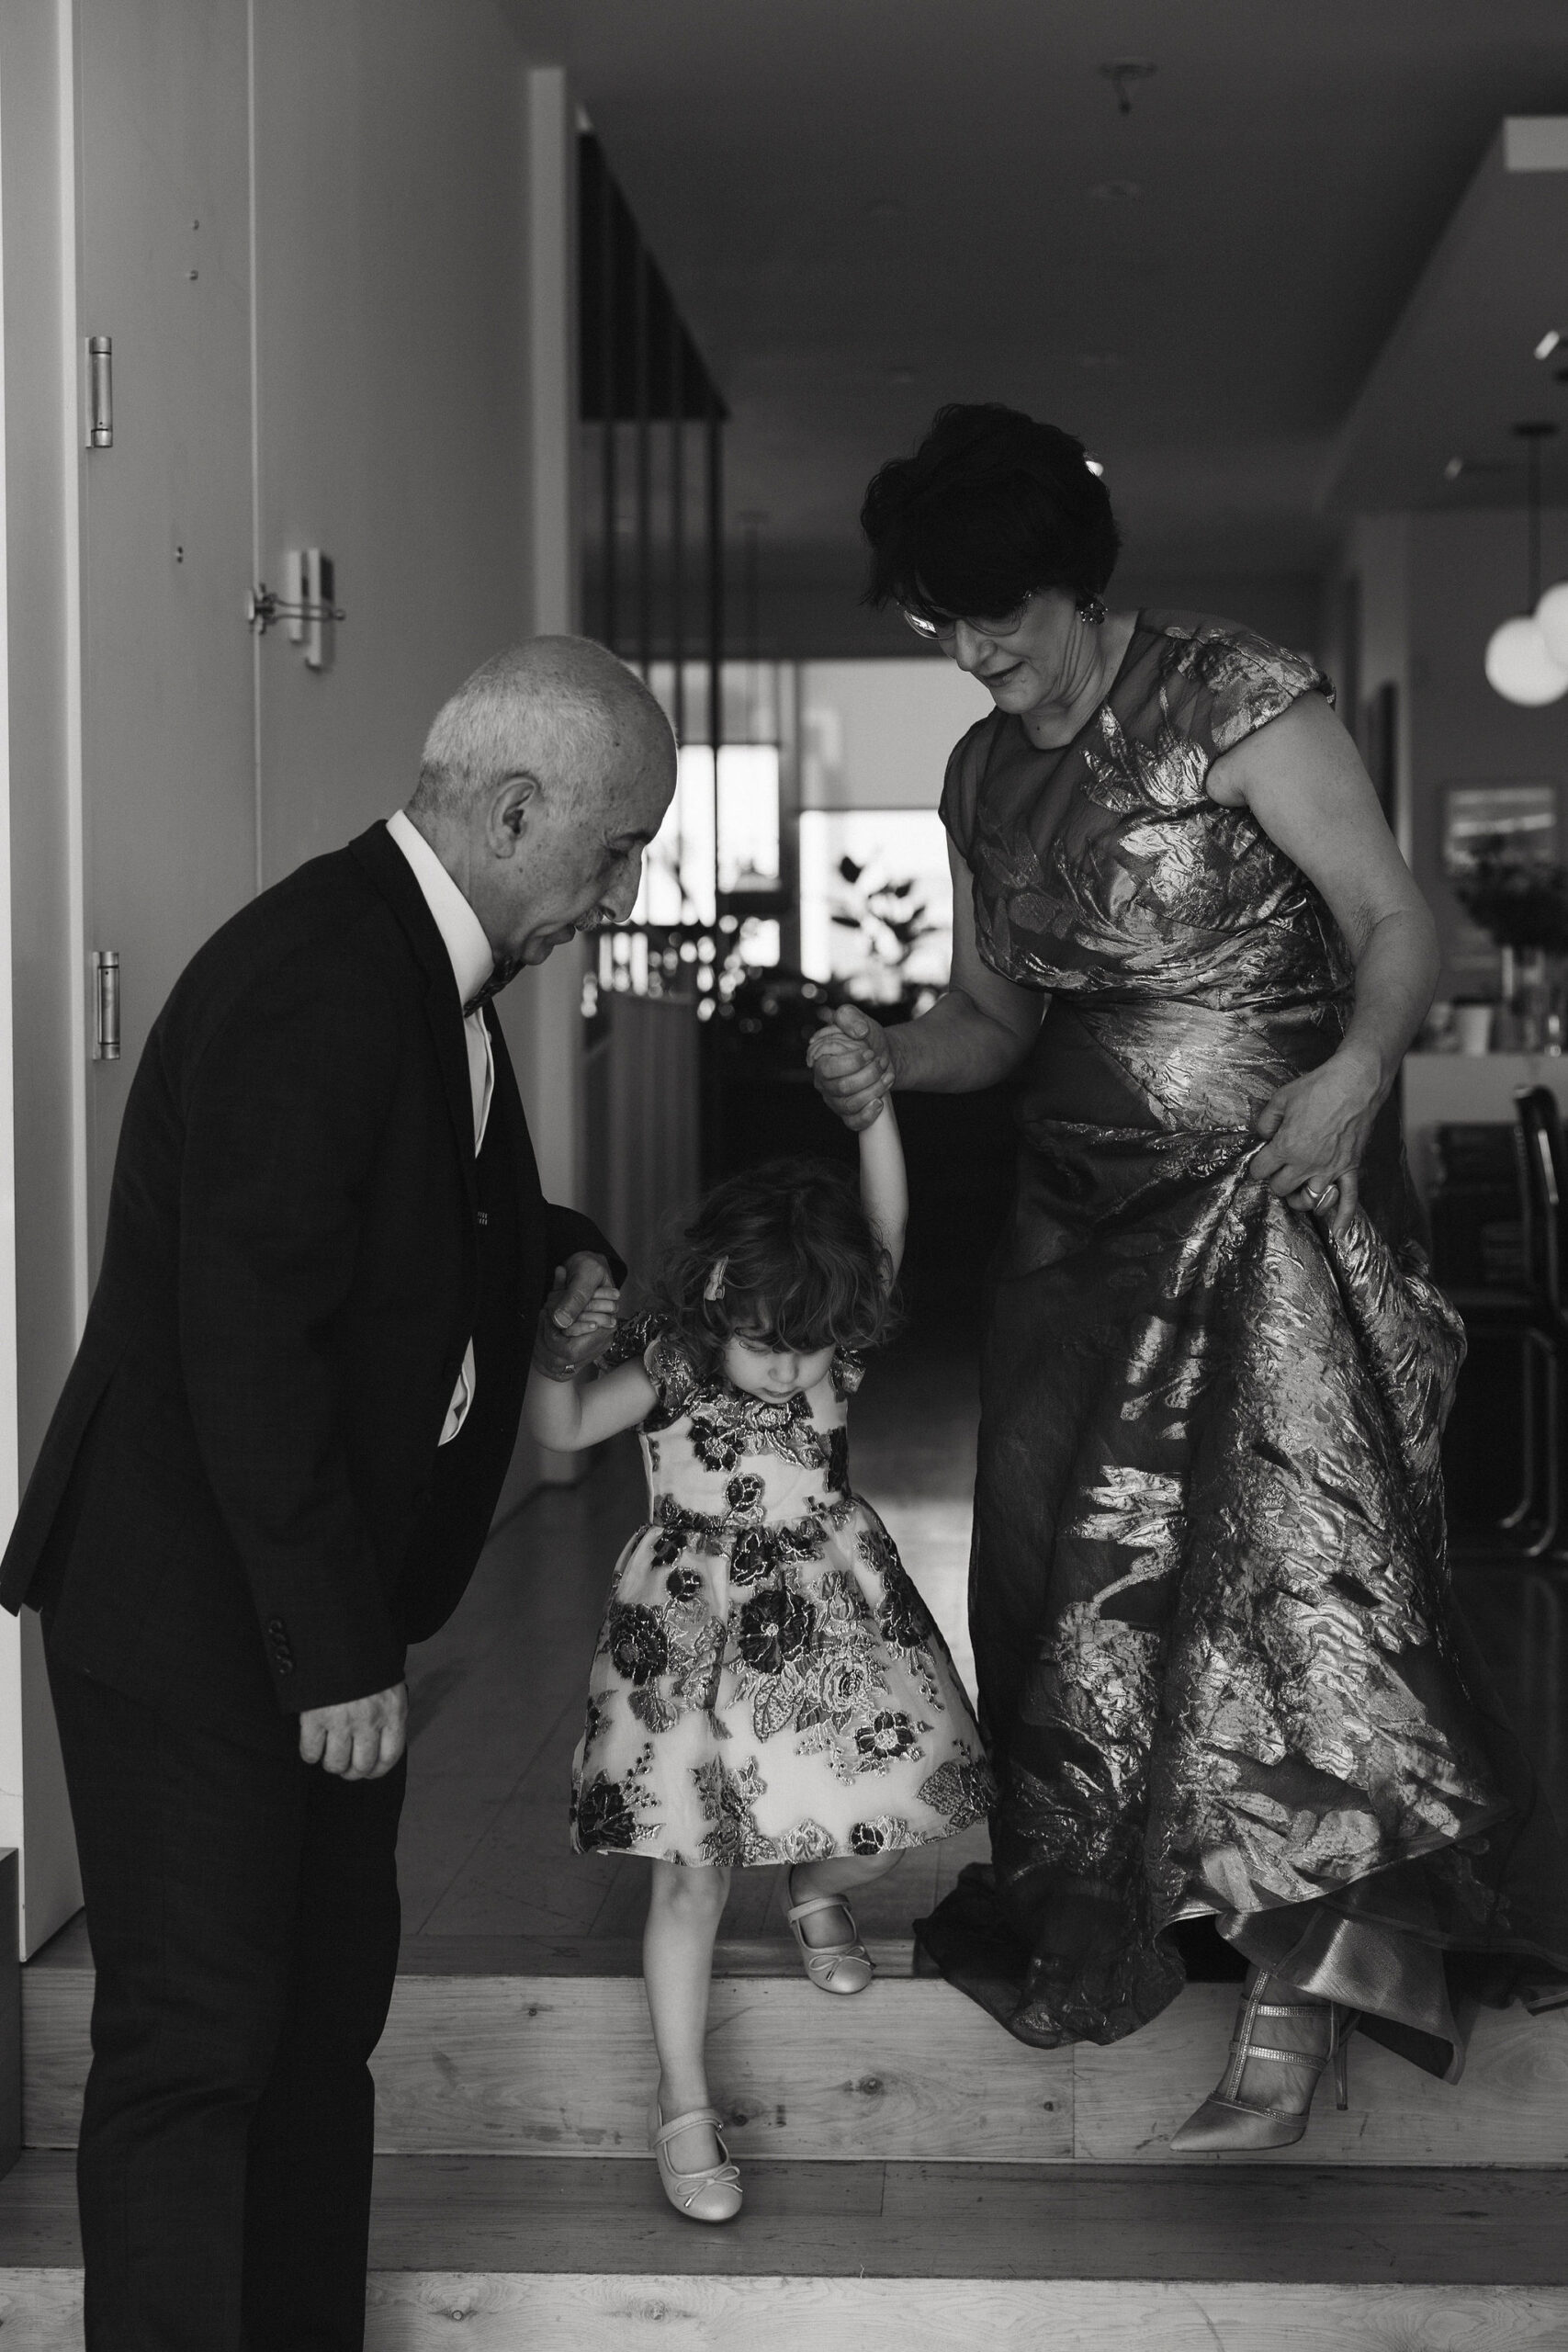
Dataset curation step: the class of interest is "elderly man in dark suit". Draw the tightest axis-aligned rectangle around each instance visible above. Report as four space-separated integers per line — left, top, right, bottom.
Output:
0 637 675 2351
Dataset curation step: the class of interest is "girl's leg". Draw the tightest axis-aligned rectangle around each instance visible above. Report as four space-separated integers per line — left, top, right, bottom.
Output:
643 1860 732 2171
787 1849 901 1948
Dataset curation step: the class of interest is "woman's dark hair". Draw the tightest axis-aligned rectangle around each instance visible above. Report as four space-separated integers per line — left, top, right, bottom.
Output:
861 401 1120 623
650 1156 897 1377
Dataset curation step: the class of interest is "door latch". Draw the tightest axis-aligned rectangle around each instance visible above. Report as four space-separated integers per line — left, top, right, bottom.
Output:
92 950 120 1061
247 550 343 672
86 335 113 447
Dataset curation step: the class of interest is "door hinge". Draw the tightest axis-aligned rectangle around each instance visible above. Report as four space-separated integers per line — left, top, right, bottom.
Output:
86 335 113 448
92 950 120 1061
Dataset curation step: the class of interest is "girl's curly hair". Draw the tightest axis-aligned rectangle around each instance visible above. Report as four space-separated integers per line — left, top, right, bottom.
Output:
649 1156 898 1378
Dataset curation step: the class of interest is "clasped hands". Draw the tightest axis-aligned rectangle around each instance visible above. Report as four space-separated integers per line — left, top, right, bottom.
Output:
531 1248 621 1379
806 1004 894 1132
298 1253 620 1781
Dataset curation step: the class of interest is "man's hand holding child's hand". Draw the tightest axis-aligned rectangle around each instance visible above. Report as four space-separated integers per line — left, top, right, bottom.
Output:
533 1251 620 1381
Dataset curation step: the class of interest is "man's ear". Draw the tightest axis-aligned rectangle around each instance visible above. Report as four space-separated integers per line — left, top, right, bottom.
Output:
488 772 542 857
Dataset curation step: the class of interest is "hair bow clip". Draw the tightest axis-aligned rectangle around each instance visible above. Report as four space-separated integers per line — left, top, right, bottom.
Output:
703 1256 728 1303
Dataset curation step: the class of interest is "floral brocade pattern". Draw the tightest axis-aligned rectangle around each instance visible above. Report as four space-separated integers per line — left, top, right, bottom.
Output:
918 611 1568 2056
570 1318 995 1868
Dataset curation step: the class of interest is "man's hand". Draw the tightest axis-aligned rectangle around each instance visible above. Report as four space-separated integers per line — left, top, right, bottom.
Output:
533 1252 620 1379
299 1682 408 1781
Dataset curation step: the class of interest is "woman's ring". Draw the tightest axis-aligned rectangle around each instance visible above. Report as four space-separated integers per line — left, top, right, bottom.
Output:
1304 1179 1338 1208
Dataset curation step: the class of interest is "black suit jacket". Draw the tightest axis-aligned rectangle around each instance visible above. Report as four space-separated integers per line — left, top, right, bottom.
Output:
0 822 615 1747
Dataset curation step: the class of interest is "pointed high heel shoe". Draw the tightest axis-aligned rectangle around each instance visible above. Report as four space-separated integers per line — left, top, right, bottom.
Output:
1168 1972 1359 2154
785 1869 874 1996
649 2095 743 2223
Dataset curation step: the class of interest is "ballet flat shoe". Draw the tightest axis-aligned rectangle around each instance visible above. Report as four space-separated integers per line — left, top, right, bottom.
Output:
649 2094 743 2223
785 1870 874 1996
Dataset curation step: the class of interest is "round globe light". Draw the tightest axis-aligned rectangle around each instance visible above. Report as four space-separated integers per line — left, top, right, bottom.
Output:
1484 615 1568 707
1536 580 1568 670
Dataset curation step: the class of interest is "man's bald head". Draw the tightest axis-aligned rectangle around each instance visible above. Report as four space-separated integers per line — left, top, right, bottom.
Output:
412 636 672 822
402 637 676 974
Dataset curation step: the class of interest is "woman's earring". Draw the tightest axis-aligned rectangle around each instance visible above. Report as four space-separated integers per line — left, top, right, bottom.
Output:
1076 594 1108 626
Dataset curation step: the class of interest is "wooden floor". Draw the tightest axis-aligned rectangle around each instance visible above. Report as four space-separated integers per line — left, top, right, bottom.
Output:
5 2145 1567 2279
6 2151 1568 2349
394 1322 1568 1952
24 1952 1564 2165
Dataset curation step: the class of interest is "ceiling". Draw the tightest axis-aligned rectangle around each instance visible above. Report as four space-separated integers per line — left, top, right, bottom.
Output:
504 1 1568 643
1325 119 1568 514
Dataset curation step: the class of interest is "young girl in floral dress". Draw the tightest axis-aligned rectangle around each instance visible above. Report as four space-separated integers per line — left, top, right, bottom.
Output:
525 1102 993 2223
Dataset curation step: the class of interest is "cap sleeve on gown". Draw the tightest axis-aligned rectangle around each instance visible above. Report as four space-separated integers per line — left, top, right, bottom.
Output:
1159 618 1332 766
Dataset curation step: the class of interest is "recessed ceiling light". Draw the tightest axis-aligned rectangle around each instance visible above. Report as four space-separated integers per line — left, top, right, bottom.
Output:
1089 179 1143 202
1535 329 1562 361
1443 456 1466 481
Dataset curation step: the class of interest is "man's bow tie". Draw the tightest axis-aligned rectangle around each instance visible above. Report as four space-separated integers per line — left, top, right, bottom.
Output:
463 958 522 1018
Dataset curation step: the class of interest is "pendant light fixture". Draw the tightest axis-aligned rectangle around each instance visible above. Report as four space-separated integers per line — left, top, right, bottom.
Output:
1485 422 1568 707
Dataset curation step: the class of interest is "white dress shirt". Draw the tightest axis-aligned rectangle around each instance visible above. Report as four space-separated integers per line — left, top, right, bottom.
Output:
386 810 495 1444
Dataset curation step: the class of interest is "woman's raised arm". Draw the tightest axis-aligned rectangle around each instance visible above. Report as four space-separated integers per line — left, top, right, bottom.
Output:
808 842 1044 1131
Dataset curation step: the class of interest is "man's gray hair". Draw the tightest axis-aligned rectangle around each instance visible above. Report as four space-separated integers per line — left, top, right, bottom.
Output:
412 637 671 816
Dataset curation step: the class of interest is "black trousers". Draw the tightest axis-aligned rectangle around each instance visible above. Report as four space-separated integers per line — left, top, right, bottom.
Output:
46 1644 405 2352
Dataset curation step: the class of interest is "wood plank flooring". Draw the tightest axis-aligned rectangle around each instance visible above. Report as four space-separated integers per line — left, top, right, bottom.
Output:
23 1961 1567 2165
6 2151 1568 2349
5 2146 1567 2279
8 2267 1565 2352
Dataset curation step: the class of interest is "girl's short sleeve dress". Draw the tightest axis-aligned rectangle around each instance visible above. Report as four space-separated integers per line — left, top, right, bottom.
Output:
570 1316 995 1868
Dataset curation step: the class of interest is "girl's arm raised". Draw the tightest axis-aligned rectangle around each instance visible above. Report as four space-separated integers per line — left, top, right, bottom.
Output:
859 1096 908 1284
525 1344 657 1453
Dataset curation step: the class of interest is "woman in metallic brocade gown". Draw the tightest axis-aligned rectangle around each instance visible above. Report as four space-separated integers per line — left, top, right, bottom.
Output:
809 403 1568 2152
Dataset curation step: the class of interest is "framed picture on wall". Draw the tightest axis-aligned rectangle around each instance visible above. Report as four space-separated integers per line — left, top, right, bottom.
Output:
1441 782 1559 874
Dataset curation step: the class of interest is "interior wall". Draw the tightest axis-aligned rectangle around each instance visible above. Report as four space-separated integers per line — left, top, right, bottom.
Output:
799 659 992 811
1402 505 1568 995
254 0 534 881
0 0 86 1954
1113 572 1327 668
751 543 1329 670
1345 514 1415 862
251 23 592 1523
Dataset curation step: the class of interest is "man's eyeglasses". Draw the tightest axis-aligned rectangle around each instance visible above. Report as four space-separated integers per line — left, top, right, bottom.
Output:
902 593 1034 644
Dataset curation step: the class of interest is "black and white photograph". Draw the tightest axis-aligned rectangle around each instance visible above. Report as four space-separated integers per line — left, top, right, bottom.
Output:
2 5 1568 2347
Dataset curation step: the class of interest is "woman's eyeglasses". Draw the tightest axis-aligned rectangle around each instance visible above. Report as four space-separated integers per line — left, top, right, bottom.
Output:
902 593 1033 644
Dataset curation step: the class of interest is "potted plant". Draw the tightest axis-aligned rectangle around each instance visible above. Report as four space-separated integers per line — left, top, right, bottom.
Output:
829 856 942 1004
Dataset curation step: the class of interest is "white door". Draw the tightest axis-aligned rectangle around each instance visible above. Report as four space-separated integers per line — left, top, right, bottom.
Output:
77 0 258 1270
